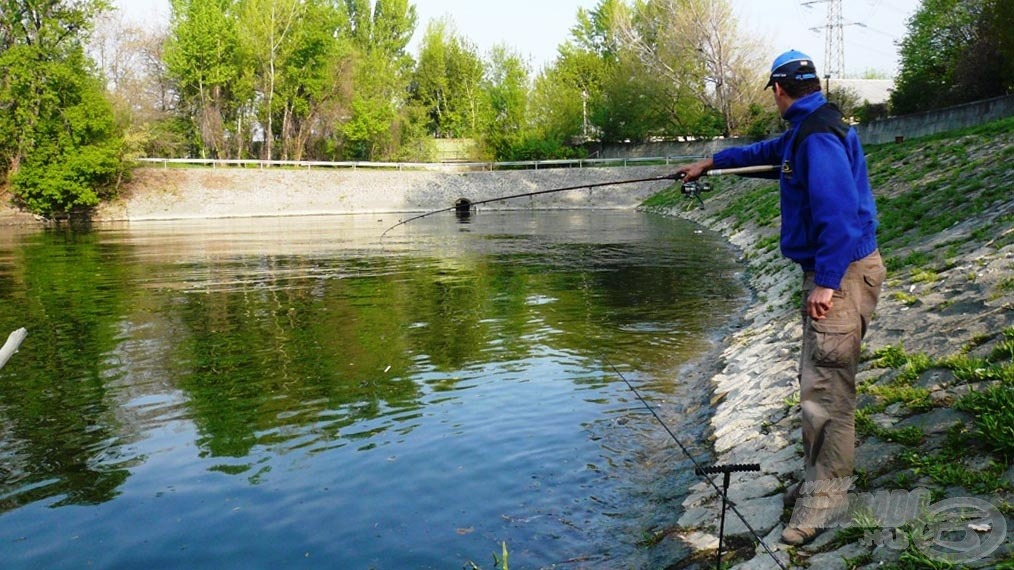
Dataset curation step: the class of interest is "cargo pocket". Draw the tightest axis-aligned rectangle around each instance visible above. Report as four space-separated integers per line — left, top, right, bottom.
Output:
808 313 859 368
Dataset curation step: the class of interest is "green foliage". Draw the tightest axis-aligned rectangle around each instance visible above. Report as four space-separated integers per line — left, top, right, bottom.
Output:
529 40 611 149
957 385 1014 460
940 353 1014 384
165 0 241 158
830 508 881 549
868 344 911 368
891 0 1014 114
465 542 510 570
992 328 1014 361
163 0 422 162
744 103 783 140
411 18 486 139
0 1 126 217
863 383 934 412
341 95 397 160
481 45 531 160
856 409 925 445
869 118 1014 261
237 0 351 161
716 184 780 229
901 449 1009 494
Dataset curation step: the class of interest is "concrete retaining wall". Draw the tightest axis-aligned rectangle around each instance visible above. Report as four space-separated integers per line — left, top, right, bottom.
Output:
855 94 1014 145
589 94 1014 156
97 165 677 221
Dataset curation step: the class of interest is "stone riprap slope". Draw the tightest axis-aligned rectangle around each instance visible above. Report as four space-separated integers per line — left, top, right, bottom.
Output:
650 118 1014 569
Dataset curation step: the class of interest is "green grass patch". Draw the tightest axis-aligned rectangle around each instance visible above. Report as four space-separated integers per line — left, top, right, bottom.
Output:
942 354 1014 383
909 269 940 284
896 423 1012 494
957 384 1014 460
884 250 935 272
829 507 881 549
867 344 910 368
991 328 1014 361
869 116 1013 261
866 345 932 383
717 184 780 229
900 449 1010 495
891 291 919 306
997 275 1014 295
755 233 779 253
856 408 924 445
640 185 685 209
971 213 1014 249
864 384 934 412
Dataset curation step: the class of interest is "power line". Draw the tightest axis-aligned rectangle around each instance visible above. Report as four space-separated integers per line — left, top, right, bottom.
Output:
803 0 852 78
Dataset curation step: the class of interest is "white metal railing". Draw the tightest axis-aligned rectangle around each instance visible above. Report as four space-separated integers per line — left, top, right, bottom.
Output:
134 155 705 171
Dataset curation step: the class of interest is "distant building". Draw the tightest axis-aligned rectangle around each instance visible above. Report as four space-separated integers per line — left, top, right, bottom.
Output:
827 79 894 105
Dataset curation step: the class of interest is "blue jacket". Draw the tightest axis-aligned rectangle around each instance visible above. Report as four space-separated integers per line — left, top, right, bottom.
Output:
712 91 879 290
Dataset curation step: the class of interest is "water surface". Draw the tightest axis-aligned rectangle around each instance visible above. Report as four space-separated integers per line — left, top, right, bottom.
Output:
0 211 746 568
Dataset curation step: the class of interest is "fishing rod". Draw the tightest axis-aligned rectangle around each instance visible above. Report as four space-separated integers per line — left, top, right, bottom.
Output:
380 173 676 239
379 165 780 238
603 357 788 570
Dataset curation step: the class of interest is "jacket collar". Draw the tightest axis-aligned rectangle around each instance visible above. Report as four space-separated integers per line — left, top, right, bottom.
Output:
783 91 827 125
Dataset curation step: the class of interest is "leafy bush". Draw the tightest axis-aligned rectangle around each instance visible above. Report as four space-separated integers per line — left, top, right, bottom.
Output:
1 43 125 218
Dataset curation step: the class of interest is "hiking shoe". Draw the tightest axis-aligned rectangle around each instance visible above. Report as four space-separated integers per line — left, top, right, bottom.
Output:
780 525 823 546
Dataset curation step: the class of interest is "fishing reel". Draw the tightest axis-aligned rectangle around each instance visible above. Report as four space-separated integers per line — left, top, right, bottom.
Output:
680 178 712 207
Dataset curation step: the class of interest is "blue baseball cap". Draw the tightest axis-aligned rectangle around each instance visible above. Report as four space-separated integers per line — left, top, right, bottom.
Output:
765 50 818 89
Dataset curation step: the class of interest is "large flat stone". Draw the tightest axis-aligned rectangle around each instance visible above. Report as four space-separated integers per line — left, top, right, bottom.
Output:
855 438 906 477
895 407 972 435
723 494 784 537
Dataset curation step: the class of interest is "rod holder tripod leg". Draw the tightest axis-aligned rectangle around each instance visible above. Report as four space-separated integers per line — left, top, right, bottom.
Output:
693 463 761 570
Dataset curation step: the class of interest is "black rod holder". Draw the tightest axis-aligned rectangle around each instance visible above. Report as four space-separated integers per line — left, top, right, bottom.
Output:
694 464 761 570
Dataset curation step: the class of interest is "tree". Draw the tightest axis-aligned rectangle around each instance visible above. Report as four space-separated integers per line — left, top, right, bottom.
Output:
411 18 484 138
237 0 302 160
481 44 529 158
0 0 126 217
613 0 766 137
340 0 418 160
570 0 624 60
526 0 617 150
595 55 672 142
90 11 181 157
528 45 606 151
412 20 452 136
273 1 353 161
165 0 241 158
951 0 1014 103
891 0 1014 114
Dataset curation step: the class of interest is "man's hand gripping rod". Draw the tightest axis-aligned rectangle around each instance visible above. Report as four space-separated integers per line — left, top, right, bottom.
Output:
679 164 779 207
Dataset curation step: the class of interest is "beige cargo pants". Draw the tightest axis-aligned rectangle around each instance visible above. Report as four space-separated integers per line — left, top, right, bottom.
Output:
794 250 885 524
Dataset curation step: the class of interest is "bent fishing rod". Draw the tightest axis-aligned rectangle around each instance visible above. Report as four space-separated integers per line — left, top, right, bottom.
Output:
379 164 779 238
604 357 788 570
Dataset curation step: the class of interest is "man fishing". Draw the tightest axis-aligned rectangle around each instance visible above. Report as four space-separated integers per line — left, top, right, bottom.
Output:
676 50 886 546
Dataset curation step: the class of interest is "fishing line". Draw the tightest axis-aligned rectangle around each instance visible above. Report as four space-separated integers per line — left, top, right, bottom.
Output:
603 356 788 570
377 164 786 563
378 165 779 240
379 173 680 239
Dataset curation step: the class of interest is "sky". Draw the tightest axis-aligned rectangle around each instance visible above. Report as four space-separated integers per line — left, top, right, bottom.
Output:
111 0 921 77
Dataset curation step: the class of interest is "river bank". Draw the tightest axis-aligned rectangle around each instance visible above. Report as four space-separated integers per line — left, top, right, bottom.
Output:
652 117 1014 569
